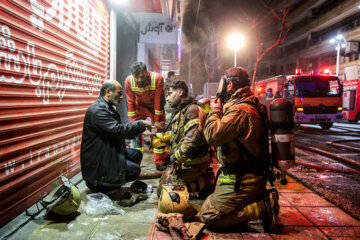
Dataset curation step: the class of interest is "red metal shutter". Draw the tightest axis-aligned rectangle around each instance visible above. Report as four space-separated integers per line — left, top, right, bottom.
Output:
0 0 110 226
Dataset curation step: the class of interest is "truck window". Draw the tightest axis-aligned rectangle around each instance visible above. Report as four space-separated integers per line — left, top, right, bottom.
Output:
295 76 340 97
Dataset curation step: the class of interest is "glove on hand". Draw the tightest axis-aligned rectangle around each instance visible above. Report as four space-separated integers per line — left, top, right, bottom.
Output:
169 154 176 164
156 213 193 240
210 97 222 110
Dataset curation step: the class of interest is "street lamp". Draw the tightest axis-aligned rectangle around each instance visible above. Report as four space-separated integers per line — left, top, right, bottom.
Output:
227 33 244 67
329 34 346 76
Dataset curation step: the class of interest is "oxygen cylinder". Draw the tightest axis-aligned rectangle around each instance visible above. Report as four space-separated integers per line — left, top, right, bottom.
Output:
270 98 294 185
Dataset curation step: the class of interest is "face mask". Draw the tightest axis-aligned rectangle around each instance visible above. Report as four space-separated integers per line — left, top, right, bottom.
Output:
267 92 272 96
216 77 230 103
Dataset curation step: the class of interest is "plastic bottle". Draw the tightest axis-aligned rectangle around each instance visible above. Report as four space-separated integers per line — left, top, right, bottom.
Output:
146 184 153 196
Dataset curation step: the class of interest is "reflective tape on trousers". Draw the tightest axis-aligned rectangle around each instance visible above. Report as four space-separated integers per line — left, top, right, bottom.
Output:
271 134 294 142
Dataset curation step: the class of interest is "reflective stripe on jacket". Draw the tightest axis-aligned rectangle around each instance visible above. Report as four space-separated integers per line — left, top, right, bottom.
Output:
125 71 165 122
171 101 210 166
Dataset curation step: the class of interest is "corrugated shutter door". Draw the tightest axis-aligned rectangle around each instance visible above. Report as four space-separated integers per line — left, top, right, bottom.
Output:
0 0 110 226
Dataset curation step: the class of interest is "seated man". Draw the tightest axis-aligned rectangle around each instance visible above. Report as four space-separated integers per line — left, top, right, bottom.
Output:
80 80 152 199
200 67 279 231
158 80 213 198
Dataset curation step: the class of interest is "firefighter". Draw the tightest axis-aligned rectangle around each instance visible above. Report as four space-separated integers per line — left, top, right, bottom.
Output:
199 67 279 231
165 71 177 88
165 71 177 125
125 62 168 171
261 88 275 119
158 80 213 198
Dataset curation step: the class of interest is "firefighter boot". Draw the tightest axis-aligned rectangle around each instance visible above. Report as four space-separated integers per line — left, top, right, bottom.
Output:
262 188 280 233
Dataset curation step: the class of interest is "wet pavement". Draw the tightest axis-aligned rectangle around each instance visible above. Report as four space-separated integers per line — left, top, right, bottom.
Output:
3 151 360 240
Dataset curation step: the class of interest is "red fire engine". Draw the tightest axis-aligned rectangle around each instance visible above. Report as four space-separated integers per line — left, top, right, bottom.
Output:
255 69 343 129
342 79 360 123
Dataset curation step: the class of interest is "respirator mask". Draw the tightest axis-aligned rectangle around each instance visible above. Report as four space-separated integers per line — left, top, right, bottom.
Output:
216 75 237 104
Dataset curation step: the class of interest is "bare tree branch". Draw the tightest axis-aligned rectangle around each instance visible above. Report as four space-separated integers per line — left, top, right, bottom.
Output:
250 4 292 90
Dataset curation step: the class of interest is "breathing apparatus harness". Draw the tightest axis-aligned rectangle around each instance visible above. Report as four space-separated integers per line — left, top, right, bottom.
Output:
214 75 276 191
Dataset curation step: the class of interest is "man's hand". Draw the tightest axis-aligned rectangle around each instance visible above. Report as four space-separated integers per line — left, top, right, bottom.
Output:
210 97 222 110
141 120 152 131
154 121 165 131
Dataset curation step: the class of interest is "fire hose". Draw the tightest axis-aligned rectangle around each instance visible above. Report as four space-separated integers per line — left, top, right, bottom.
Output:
294 160 360 174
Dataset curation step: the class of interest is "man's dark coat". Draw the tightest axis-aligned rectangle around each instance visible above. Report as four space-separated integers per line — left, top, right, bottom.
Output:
81 96 145 188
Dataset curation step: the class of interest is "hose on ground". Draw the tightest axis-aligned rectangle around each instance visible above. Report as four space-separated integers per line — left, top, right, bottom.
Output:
295 160 360 174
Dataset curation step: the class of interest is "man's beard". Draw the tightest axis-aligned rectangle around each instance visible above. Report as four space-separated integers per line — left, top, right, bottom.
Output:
137 80 147 87
109 96 120 106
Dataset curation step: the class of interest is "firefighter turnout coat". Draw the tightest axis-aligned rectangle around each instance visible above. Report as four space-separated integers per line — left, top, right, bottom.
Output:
199 87 269 228
159 99 212 195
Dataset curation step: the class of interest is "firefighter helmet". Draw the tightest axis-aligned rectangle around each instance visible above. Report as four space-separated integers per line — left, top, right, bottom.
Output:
40 176 81 215
158 184 198 219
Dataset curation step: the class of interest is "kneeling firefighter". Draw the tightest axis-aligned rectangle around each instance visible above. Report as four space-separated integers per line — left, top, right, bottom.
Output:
199 67 279 232
155 80 214 202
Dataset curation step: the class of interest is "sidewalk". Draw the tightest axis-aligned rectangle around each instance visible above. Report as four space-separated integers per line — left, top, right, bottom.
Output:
3 152 360 240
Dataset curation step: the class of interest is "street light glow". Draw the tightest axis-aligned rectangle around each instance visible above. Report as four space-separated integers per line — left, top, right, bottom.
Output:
336 34 344 40
328 34 347 76
228 33 244 67
227 33 244 50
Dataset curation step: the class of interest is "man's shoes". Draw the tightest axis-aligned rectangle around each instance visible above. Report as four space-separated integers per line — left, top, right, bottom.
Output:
118 193 148 207
156 164 167 171
262 188 280 233
130 180 147 193
106 187 132 201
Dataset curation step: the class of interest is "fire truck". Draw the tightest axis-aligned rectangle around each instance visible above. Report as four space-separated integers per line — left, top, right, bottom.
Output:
255 70 343 129
342 79 360 123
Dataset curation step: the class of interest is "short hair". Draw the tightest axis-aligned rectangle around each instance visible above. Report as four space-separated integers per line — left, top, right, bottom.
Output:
166 80 188 97
100 81 116 97
267 88 273 92
167 71 175 78
225 67 250 89
131 62 147 76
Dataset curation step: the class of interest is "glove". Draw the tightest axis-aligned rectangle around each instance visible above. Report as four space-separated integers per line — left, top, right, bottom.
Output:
156 213 193 240
156 132 171 144
210 97 222 110
169 155 180 175
169 154 176 164
150 134 167 148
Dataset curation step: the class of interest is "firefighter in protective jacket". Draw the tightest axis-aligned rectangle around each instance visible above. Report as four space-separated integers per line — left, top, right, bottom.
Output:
125 62 168 170
158 81 213 197
199 67 279 231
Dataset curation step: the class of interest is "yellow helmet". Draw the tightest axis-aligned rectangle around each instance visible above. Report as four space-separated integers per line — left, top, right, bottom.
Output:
41 176 81 215
158 184 198 219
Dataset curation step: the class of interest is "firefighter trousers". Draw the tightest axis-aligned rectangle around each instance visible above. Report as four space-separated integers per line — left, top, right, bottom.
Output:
199 173 267 229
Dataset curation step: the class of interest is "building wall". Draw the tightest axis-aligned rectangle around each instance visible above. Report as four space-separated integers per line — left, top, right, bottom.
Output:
256 0 360 80
115 12 138 122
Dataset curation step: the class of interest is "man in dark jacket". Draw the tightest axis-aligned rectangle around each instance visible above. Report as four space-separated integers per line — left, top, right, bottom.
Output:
81 80 152 198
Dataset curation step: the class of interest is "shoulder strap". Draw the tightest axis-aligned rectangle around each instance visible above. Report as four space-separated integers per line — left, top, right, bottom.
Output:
232 100 266 120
